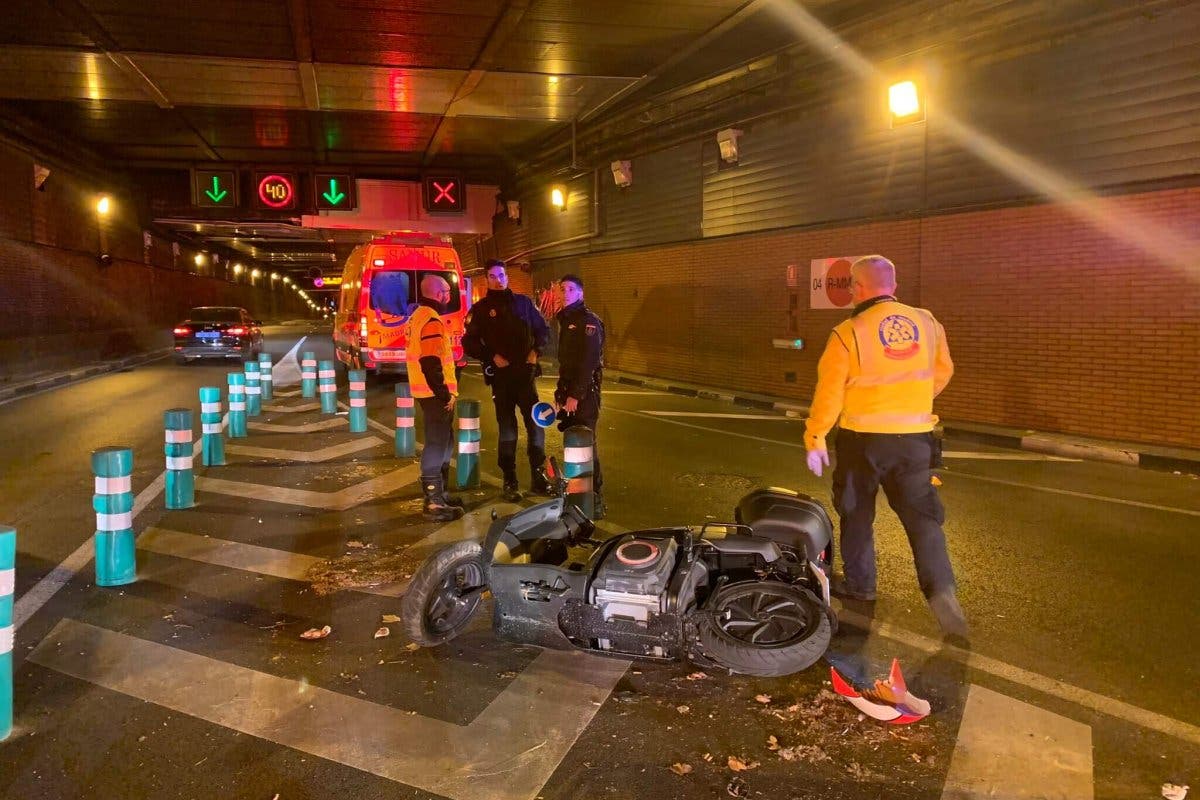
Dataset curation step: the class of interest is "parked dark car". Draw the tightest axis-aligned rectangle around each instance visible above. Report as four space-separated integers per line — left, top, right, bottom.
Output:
173 307 264 364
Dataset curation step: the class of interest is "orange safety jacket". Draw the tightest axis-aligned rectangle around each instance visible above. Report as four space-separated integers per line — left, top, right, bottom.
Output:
804 297 953 451
405 305 458 399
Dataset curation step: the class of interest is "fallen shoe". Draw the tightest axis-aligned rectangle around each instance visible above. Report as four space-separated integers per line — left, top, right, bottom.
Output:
830 658 931 724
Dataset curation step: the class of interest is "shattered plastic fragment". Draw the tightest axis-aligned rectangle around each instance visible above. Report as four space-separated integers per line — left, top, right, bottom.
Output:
374 627 390 639
754 694 772 704
669 763 692 775
1162 784 1189 800
381 614 402 623
686 671 709 681
300 625 331 640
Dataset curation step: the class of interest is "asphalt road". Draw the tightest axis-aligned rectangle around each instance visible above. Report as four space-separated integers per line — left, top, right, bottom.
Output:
0 325 1195 799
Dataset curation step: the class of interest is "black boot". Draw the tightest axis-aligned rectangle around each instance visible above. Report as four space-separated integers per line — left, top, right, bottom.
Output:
422 477 464 522
440 465 465 508
501 471 523 502
592 493 606 521
528 450 553 496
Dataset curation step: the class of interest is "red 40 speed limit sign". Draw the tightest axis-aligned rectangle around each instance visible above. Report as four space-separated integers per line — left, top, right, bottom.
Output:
255 172 297 210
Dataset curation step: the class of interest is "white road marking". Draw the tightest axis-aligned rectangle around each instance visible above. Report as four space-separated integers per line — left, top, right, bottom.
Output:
836 607 1200 747
261 401 322 413
641 410 795 420
943 469 1200 518
248 417 347 433
197 464 421 511
138 527 324 584
29 619 627 800
227 438 383 463
941 684 1093 800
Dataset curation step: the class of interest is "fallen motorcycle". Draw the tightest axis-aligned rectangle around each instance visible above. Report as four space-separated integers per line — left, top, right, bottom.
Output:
401 465 836 677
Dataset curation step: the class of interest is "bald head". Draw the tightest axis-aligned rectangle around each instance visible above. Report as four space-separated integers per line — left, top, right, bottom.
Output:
420 274 451 301
850 255 898 303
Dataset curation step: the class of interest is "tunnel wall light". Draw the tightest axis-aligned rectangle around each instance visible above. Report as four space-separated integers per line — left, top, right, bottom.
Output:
550 185 567 211
888 80 924 126
611 160 632 188
716 129 742 164
96 195 111 216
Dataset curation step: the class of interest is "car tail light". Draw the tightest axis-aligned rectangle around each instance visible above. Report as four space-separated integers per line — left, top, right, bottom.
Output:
227 326 246 335
173 326 191 335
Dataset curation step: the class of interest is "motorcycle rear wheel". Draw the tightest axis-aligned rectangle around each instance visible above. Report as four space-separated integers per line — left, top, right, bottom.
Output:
401 541 486 646
697 581 831 677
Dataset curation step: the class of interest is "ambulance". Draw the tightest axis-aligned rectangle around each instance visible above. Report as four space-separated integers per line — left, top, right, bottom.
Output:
332 232 471 376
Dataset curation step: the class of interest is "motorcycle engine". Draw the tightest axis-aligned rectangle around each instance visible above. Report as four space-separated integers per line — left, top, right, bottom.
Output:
590 536 678 624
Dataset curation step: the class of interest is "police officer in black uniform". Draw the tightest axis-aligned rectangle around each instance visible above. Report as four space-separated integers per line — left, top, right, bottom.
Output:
554 273 607 519
463 259 552 501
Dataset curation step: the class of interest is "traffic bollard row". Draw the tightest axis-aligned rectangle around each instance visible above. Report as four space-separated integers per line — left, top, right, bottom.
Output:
227 373 247 438
199 386 225 466
0 525 13 741
164 408 195 510
318 360 338 414
394 382 415 457
92 446 136 587
243 361 262 417
301 352 317 398
348 369 367 433
257 353 273 401
563 426 596 519
455 398 481 490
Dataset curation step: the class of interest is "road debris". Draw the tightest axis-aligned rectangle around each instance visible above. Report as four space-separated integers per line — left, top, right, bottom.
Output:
299 625 332 640
726 776 747 797
686 671 709 681
374 627 390 639
766 735 780 751
381 614 402 623
676 705 690 714
754 694 772 704
669 763 692 776
727 756 759 772
1163 784 1189 800
405 643 420 651
830 658 931 724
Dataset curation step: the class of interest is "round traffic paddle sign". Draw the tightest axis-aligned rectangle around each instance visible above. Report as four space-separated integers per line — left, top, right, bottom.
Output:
531 401 557 428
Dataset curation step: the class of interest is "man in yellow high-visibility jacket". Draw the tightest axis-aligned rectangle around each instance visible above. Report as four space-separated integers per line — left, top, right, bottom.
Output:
804 255 968 641
407 274 464 522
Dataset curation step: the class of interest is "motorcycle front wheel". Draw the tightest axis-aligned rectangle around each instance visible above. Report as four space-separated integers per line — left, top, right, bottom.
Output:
696 581 831 677
401 541 486 646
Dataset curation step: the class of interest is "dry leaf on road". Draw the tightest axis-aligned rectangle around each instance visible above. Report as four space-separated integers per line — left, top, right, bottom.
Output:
754 694 772 704
381 614 402 623
669 763 692 776
766 735 780 751
299 625 331 640
727 756 759 772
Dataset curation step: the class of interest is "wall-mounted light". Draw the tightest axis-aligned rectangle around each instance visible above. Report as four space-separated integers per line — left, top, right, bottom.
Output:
888 80 924 126
96 195 112 216
232 263 244 275
270 272 280 281
550 185 567 211
611 160 632 188
251 268 262 279
282 276 292 285
716 128 742 163
194 253 206 267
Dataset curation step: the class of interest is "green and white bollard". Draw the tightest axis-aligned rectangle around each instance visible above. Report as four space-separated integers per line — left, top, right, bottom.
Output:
1 525 13 740
455 398 481 490
394 382 415 457
164 408 195 509
92 446 136 587
199 386 225 466
318 360 338 414
243 361 262 417
227 372 247 438
258 352 273 401
563 425 596 519
348 369 367 433
301 352 317 398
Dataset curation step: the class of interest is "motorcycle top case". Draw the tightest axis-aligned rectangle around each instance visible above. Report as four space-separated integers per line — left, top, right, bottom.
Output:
734 487 833 561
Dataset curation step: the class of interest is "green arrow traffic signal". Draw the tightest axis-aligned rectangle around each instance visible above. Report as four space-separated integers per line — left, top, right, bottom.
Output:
322 178 346 206
204 175 228 203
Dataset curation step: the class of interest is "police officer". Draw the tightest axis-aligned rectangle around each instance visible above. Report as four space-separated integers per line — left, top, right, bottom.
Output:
554 273 607 519
406 274 464 522
463 259 552 501
804 255 968 640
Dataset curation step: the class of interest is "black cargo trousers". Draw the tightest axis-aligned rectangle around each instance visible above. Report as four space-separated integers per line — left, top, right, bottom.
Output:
831 429 956 598
491 365 546 479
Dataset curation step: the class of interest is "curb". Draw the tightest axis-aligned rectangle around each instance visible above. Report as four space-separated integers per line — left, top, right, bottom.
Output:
605 371 1200 474
0 349 172 403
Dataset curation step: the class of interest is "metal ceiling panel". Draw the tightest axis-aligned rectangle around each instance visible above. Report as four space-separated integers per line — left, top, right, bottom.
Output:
81 0 296 60
456 73 638 121
430 116 557 154
316 110 441 152
134 54 303 109
0 47 145 103
177 106 313 150
307 0 504 69
0 2 94 48
315 64 463 114
6 99 197 145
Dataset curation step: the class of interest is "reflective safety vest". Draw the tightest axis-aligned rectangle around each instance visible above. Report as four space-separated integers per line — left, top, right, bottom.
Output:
405 305 458 398
836 300 944 433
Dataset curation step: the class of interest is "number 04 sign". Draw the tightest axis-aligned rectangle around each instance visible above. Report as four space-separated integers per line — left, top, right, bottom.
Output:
809 256 866 309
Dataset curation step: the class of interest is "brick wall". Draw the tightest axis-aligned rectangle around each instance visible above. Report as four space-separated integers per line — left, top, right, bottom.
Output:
0 140 307 379
531 187 1200 449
